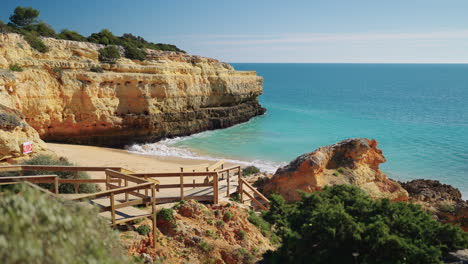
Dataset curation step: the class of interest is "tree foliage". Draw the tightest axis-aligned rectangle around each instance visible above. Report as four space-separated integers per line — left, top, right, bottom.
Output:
9 6 39 27
262 185 468 264
57 29 87 42
0 184 129 263
98 45 121 63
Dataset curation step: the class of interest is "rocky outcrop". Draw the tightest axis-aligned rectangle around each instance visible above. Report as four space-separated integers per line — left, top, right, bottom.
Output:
262 138 409 201
0 33 265 147
400 179 467 231
0 103 47 161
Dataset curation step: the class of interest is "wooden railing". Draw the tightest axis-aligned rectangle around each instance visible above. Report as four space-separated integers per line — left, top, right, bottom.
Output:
0 175 59 193
131 171 219 204
73 181 157 247
0 165 124 193
238 177 270 210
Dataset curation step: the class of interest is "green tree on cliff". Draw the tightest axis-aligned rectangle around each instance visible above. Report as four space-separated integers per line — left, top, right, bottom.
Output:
9 6 40 28
262 185 468 264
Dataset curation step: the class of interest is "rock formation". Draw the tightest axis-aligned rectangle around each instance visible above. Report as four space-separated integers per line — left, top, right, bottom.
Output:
123 200 274 263
262 138 409 201
0 103 47 161
0 33 265 147
400 179 467 231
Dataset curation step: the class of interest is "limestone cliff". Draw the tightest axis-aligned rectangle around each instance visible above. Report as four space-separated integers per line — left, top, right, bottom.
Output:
262 138 409 201
0 103 47 161
0 33 265 147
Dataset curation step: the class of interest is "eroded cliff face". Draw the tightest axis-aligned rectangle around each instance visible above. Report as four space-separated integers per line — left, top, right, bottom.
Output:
0 103 47 161
262 138 409 201
0 33 265 147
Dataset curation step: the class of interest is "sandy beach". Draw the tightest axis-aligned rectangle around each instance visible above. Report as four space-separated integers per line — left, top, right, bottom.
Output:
47 143 239 174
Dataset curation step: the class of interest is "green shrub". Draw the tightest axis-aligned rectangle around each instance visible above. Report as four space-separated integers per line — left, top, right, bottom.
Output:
157 208 174 222
337 167 347 174
247 210 280 244
262 185 468 264
57 29 86 42
52 67 63 74
9 63 23 72
90 65 104 73
242 166 260 176
332 172 339 176
0 184 129 263
0 20 9 33
239 230 247 240
224 211 233 221
98 45 120 63
136 224 151 236
124 44 147 61
21 155 99 193
23 31 49 53
0 112 22 130
215 220 224 227
25 21 56 37
199 241 213 252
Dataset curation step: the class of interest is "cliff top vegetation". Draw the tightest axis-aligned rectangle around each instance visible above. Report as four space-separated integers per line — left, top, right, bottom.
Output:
0 6 185 58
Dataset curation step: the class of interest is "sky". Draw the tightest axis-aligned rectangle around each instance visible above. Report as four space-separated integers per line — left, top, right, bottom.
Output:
2 0 468 63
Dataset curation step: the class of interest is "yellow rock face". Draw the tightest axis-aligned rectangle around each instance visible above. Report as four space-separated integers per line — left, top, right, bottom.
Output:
0 104 47 161
0 33 265 147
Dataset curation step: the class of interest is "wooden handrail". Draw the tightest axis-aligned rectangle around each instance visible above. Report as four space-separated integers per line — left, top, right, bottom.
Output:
105 169 151 184
180 163 209 172
19 165 123 171
215 165 241 174
240 178 270 203
72 182 155 201
207 160 225 171
0 175 57 181
130 172 218 177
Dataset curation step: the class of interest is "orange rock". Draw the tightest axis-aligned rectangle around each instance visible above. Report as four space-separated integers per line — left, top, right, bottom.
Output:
262 138 409 201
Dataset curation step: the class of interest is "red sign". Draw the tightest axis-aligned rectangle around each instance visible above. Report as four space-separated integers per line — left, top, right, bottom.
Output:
22 142 33 154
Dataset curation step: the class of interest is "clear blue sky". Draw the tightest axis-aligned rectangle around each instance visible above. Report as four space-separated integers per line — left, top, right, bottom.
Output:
2 0 468 63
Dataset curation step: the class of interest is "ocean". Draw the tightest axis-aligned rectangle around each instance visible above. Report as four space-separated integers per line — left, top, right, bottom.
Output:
128 63 468 197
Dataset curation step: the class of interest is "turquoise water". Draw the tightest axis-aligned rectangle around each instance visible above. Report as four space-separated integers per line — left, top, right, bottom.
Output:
130 64 468 196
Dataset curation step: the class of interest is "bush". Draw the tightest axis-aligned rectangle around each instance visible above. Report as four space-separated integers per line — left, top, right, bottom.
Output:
0 184 129 263
9 63 23 72
25 21 56 37
136 224 151 236
123 44 147 61
0 20 9 33
247 210 280 244
0 112 22 130
199 241 213 252
262 185 468 264
215 220 224 227
23 31 49 53
157 208 174 222
98 45 120 63
90 65 104 73
21 155 99 194
239 230 247 240
57 29 86 41
242 166 260 176
224 211 233 221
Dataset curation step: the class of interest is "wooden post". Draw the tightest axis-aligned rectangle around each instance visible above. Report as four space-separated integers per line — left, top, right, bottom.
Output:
124 179 128 202
193 179 195 189
105 173 110 191
239 170 243 203
110 192 116 226
74 171 79 193
151 185 157 249
180 172 184 201
213 173 219 204
54 177 59 194
226 170 230 197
